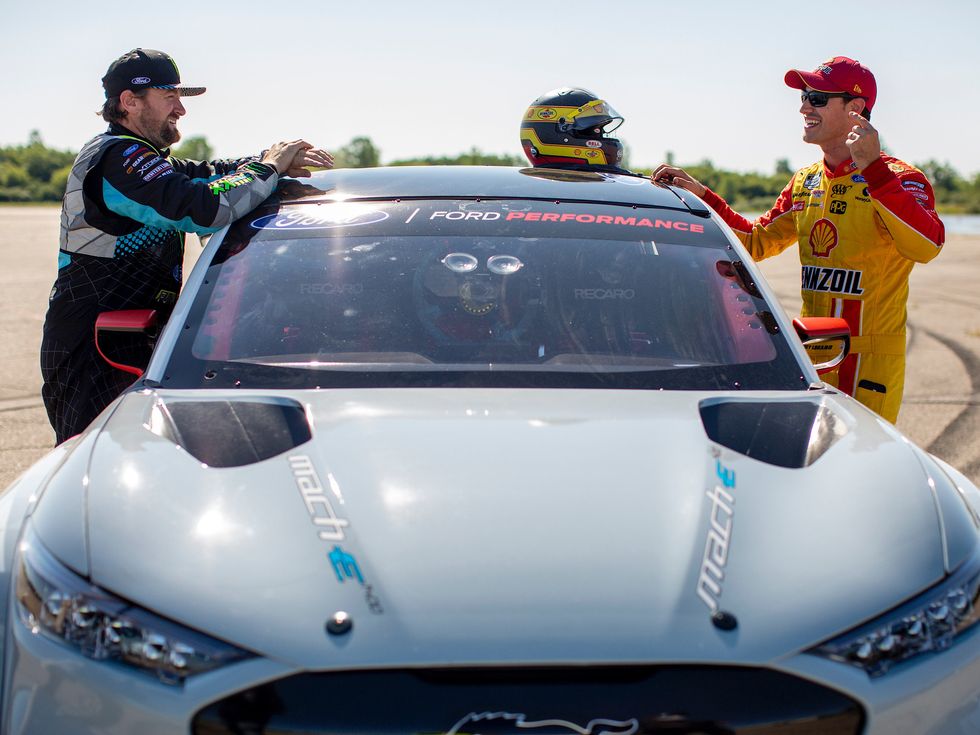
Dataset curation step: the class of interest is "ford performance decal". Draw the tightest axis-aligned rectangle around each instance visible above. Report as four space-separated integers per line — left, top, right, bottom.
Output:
251 205 389 230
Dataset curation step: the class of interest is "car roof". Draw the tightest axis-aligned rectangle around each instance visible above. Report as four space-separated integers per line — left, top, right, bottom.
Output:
273 165 711 216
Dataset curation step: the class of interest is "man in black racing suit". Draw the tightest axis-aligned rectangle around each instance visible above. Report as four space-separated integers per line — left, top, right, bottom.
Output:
41 48 333 443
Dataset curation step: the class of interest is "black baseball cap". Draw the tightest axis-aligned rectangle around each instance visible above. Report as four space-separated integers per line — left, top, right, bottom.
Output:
101 48 206 98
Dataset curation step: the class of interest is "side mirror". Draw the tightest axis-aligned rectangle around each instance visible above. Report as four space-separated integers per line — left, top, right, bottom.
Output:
94 309 159 376
793 317 850 374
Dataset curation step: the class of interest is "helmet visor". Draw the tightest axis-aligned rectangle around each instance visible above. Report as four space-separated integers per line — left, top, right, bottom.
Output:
568 100 624 135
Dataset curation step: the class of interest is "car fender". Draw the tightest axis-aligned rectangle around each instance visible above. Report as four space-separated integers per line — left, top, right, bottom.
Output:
0 442 76 694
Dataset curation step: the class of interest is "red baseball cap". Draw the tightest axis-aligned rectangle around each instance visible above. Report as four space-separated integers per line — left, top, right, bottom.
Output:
784 56 876 112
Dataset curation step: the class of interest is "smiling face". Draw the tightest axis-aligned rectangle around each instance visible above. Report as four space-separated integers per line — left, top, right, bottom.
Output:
122 88 186 149
799 89 866 149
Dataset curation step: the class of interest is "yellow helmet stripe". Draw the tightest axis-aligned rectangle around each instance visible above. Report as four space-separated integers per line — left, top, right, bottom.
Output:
520 127 609 166
524 105 581 122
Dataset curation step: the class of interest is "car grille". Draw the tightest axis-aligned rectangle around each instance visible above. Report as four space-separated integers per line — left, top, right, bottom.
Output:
192 665 863 734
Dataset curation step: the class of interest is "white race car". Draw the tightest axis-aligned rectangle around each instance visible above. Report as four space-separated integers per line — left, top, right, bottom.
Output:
3 166 979 734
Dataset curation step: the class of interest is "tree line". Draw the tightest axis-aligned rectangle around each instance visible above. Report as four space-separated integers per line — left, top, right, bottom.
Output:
3 132 978 213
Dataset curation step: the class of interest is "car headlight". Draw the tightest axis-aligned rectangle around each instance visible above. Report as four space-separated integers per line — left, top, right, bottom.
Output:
810 548 980 677
15 525 252 685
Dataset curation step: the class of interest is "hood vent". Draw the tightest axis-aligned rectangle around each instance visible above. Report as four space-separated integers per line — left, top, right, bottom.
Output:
699 400 846 468
150 398 312 467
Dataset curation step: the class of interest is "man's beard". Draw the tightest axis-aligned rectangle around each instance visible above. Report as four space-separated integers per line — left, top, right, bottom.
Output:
140 118 180 150
155 121 181 148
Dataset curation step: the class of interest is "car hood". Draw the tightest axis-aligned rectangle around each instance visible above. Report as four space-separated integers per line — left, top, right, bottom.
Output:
67 388 949 668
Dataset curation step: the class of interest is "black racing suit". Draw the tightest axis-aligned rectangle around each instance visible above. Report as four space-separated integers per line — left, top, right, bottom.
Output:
41 123 280 443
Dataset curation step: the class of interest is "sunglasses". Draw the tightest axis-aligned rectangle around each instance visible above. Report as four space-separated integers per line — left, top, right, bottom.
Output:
801 90 858 107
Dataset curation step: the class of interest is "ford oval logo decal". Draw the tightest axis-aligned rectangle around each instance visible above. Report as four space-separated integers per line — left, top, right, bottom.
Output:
131 76 151 85
250 205 389 230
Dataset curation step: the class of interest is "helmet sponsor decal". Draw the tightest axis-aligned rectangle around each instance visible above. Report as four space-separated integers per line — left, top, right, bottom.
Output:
251 205 389 230
537 108 557 120
586 140 602 148
809 218 839 257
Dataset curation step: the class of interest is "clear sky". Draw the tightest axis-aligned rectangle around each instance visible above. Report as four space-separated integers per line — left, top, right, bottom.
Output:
2 0 976 176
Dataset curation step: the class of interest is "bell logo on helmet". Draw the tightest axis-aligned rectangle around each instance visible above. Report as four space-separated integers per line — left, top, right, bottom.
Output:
586 140 602 148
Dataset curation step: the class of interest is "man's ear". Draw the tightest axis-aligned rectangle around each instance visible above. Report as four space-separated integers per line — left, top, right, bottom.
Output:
119 90 140 115
846 97 868 118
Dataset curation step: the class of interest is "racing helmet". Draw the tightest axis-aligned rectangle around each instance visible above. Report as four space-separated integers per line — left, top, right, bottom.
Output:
520 87 626 171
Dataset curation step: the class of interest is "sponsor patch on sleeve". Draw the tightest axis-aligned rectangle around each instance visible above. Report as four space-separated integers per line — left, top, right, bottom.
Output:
208 172 256 194
142 160 173 181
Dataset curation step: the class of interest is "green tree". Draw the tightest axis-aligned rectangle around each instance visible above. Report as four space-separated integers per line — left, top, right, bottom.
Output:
0 131 75 201
48 164 73 197
914 159 960 196
21 130 74 184
334 136 381 168
171 135 213 160
389 147 523 167
0 162 30 188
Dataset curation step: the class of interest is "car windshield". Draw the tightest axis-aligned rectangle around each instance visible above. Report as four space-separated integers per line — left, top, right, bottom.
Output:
162 200 806 391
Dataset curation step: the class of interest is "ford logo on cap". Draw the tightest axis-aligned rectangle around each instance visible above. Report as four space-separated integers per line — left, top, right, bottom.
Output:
131 76 151 85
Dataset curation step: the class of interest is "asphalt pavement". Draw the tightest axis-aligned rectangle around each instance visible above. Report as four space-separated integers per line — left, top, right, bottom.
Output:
1 206 977 488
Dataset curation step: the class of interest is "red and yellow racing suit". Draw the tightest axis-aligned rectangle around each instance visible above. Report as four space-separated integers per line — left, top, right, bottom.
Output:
701 154 944 422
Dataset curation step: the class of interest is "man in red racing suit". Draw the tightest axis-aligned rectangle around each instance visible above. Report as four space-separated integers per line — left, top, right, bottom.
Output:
653 56 944 423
